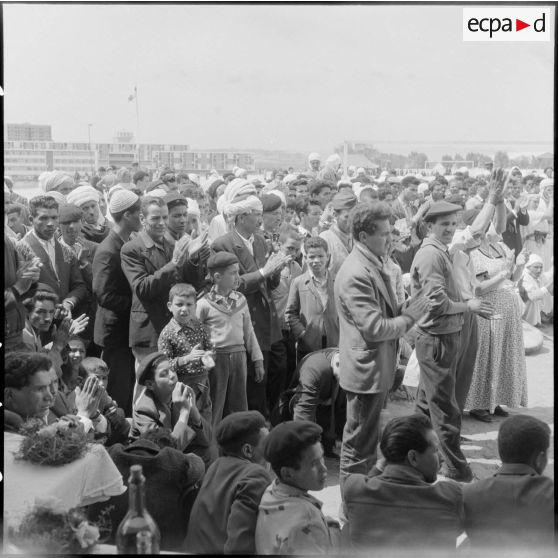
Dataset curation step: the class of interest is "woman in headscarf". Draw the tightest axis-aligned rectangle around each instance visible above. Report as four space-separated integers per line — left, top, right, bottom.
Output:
520 254 553 327
465 224 528 422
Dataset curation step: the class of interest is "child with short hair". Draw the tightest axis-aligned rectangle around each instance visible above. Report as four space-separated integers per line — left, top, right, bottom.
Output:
78 357 130 445
196 252 264 428
285 236 339 363
158 283 214 427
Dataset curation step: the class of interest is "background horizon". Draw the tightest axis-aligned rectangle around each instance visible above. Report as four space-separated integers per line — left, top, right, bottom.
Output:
3 4 554 155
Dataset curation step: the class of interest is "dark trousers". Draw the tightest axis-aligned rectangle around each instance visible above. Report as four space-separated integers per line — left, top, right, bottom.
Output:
455 312 478 413
102 345 136 417
415 330 468 473
340 391 386 484
247 350 270 419
267 331 296 414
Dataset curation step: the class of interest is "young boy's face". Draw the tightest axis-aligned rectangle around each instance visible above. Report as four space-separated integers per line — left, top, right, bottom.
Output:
89 366 110 390
215 263 240 292
168 295 197 325
306 247 328 276
284 207 295 223
68 340 86 367
147 359 177 399
281 238 301 259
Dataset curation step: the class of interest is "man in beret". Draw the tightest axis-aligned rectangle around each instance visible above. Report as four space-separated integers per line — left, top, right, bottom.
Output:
410 201 493 482
185 411 271 554
255 421 340 554
92 189 142 415
319 190 357 276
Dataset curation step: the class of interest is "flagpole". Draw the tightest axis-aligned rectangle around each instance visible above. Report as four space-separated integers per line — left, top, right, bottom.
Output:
134 86 140 165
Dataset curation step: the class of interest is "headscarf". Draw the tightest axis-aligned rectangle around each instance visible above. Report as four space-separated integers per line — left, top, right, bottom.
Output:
308 152 321 163
41 170 73 193
526 254 544 268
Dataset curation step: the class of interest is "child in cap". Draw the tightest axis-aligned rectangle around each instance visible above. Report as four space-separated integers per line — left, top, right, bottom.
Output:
196 252 264 429
158 283 214 427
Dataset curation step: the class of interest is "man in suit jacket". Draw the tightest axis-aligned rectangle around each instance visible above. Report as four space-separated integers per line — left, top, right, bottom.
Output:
92 190 142 415
211 193 290 418
17 195 88 317
335 202 428 483
185 411 271 555
120 196 198 371
463 414 554 551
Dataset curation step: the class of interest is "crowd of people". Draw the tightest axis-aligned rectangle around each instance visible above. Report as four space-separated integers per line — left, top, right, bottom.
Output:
3 153 555 553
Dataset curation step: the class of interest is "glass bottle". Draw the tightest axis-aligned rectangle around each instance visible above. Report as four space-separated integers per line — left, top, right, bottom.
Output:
115 465 161 554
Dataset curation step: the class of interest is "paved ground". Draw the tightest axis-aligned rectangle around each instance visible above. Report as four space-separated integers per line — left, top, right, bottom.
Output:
311 323 554 521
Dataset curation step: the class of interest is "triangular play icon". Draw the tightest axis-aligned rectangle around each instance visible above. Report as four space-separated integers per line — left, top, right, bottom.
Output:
516 19 530 31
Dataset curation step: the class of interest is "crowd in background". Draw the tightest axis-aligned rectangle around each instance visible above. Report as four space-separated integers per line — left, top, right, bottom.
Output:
3 152 554 553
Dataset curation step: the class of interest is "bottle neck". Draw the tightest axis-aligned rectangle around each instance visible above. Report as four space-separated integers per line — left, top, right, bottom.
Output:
128 478 146 514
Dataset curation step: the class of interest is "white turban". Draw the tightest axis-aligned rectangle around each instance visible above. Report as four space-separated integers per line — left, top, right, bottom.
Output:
66 185 100 207
267 189 286 206
283 173 298 185
188 173 200 186
217 178 257 215
46 191 67 205
325 154 342 169
526 254 544 268
540 178 553 189
186 197 200 218
418 183 429 195
145 188 168 199
225 195 263 217
41 170 73 193
357 167 366 175
234 168 248 178
352 183 374 201
308 152 321 162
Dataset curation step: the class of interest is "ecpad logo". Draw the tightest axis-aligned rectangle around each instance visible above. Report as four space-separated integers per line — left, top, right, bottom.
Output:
463 8 551 42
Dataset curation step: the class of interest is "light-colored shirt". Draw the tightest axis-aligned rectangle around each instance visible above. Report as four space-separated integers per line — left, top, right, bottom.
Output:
235 228 255 256
32 231 58 277
308 270 329 309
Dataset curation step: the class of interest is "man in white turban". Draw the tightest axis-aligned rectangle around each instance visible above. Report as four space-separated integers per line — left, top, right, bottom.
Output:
67 185 112 243
209 178 258 244
211 190 292 420
305 152 321 179
40 170 75 196
317 154 342 185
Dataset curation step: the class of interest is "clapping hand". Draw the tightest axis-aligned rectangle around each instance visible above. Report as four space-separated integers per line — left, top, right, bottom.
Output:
261 251 291 278
69 313 90 335
401 296 431 322
488 168 507 204
172 235 191 267
52 316 72 351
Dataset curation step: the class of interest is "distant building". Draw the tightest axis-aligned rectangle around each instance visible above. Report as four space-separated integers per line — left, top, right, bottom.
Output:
3 125 255 180
5 123 52 141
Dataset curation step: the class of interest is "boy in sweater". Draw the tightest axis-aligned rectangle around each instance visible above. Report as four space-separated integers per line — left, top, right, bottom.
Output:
197 252 264 428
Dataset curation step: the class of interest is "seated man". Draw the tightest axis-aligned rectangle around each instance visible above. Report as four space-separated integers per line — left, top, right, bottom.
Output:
255 421 340 555
185 411 271 555
463 414 554 551
290 348 346 458
90 427 205 552
131 352 211 465
343 414 464 552
4 352 104 435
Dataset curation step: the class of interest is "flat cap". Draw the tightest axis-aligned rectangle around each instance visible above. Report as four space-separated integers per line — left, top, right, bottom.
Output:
109 189 139 214
136 351 168 385
216 410 266 450
401 175 420 188
462 208 481 227
424 201 463 222
207 251 239 270
263 420 322 465
163 192 188 208
261 193 282 213
331 190 358 211
58 204 83 224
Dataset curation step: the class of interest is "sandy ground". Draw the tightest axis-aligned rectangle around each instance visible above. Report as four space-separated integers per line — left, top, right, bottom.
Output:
312 323 554 521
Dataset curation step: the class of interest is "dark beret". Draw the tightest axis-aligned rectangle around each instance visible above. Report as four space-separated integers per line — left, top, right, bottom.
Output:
163 193 188 208
223 172 235 181
424 201 464 222
401 175 420 188
136 351 168 385
445 194 465 208
58 204 83 224
263 420 322 466
207 251 239 271
462 208 481 227
216 411 266 450
261 193 282 213
331 190 358 211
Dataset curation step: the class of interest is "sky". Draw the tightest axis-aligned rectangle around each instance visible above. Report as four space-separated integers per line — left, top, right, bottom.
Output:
2 3 554 154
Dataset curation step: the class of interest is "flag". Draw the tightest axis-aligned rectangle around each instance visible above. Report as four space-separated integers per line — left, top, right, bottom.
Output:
128 86 137 101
